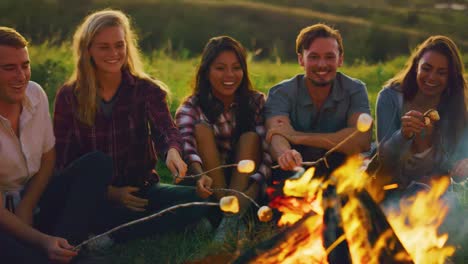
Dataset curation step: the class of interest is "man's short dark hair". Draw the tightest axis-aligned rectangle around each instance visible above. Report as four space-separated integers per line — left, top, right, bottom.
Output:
0 27 28 48
296 23 343 55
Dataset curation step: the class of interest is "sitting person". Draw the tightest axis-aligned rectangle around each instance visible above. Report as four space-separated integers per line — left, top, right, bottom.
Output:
265 23 371 178
53 9 207 242
175 36 271 241
376 35 468 193
0 27 111 263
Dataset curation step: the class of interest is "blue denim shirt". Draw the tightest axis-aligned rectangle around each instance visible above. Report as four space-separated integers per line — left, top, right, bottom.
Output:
265 72 371 134
376 86 468 184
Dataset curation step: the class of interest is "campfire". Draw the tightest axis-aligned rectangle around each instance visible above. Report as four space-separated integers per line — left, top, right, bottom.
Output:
234 156 455 264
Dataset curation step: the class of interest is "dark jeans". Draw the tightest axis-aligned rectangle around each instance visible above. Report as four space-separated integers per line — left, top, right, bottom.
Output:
94 183 209 242
0 233 49 264
35 151 112 244
0 151 112 263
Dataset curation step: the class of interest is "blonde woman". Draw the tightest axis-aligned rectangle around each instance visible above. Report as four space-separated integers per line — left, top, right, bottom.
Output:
53 9 207 241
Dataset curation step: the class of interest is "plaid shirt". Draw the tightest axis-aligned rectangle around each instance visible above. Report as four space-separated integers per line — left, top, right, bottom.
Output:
175 92 272 185
53 70 182 186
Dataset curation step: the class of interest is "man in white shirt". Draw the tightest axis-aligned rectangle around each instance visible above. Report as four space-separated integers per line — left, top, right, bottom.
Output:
0 27 112 263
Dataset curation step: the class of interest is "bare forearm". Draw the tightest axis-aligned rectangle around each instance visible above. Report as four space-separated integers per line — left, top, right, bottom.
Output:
189 162 204 174
294 128 371 155
270 135 292 161
18 148 56 213
0 207 48 247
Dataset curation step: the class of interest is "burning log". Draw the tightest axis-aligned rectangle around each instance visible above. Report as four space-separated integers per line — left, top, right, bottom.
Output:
233 188 414 263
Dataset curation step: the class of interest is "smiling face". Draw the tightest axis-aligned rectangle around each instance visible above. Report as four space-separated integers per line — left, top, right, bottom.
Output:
298 37 343 88
88 26 126 76
416 50 449 98
208 50 244 105
0 45 30 106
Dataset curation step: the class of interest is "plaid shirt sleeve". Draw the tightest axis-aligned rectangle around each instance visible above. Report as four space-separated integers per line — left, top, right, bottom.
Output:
53 86 80 171
146 85 182 157
175 98 203 165
250 93 272 185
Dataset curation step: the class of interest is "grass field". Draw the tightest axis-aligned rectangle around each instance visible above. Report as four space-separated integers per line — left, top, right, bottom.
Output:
27 44 467 263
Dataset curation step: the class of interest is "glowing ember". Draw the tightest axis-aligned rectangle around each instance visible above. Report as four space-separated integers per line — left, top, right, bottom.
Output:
237 159 255 173
383 183 399 190
219 196 239 213
252 215 328 264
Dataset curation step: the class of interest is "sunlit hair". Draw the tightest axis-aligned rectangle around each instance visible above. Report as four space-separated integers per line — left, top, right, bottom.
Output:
385 35 468 158
296 23 344 55
65 9 167 126
0 26 28 48
192 36 258 141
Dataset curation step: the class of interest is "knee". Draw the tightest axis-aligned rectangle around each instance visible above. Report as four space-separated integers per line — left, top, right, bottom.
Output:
194 122 216 143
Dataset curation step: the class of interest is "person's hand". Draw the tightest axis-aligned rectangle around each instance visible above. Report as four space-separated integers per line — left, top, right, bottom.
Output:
451 158 468 183
266 122 300 144
40 235 77 263
107 186 148 212
15 203 34 226
277 149 302 171
196 175 213 199
401 110 426 139
166 148 188 183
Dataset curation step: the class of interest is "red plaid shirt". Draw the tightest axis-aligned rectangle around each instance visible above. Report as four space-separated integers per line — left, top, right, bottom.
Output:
53 70 182 186
175 92 272 185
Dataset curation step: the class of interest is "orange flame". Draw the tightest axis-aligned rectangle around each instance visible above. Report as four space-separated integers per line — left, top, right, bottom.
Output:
262 157 455 264
385 177 455 263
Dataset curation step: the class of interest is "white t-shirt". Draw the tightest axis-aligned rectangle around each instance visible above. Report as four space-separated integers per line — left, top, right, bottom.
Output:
0 81 55 192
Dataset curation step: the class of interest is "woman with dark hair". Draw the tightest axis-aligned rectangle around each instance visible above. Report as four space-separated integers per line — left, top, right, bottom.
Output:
376 35 468 191
175 36 271 241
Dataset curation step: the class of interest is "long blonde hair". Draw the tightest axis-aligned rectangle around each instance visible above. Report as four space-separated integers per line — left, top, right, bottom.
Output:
66 9 167 126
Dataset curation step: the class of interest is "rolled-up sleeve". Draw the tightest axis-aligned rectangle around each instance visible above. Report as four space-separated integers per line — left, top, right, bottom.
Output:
37 84 55 154
347 82 371 119
175 99 203 165
264 84 291 120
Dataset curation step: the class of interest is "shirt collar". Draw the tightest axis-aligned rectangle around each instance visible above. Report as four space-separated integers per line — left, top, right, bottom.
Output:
22 82 40 112
298 72 346 107
330 72 346 102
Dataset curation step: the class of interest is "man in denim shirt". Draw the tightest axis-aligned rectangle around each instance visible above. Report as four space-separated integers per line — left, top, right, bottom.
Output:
265 23 371 177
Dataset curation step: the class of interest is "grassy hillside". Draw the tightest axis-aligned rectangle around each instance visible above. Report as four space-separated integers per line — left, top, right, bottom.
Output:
2 0 466 63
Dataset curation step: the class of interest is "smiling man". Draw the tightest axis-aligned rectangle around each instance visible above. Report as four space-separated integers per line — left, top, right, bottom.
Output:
265 23 371 178
0 27 114 264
